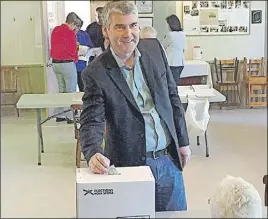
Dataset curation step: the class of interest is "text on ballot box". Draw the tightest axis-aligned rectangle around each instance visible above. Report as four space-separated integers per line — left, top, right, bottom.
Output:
76 166 155 218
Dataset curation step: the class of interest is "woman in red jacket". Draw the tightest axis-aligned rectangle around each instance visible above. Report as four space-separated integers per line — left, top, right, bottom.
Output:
50 12 82 123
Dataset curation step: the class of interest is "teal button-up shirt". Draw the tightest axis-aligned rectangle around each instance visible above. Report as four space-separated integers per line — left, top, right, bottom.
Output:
110 47 172 152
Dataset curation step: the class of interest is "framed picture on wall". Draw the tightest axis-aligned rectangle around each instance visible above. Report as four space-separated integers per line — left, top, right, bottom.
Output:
135 1 153 14
252 10 262 24
138 17 153 29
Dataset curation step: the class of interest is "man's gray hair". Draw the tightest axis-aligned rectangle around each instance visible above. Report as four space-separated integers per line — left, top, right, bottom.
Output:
102 1 138 27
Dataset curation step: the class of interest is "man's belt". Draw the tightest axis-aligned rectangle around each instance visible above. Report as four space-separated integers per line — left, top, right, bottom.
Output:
146 148 167 159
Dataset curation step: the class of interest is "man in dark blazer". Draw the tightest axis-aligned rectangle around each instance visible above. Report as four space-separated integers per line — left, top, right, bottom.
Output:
80 1 191 212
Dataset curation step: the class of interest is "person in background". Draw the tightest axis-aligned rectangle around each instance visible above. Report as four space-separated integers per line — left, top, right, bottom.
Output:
162 14 186 85
104 37 110 50
209 175 263 218
86 7 105 51
140 26 158 39
80 1 190 212
50 12 82 124
76 20 94 92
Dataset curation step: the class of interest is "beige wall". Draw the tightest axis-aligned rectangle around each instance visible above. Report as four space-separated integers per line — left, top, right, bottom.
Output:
1 0 46 106
1 1 44 65
175 1 266 61
1 1 266 65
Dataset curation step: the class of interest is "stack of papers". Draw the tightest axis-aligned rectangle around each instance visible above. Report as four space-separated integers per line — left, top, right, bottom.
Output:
78 47 103 61
194 89 215 97
177 86 194 97
177 85 215 98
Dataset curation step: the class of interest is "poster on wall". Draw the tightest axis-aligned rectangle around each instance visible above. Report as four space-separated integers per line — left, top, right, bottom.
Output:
183 0 250 35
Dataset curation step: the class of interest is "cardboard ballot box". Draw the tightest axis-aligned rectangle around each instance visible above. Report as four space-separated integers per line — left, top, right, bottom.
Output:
76 166 155 218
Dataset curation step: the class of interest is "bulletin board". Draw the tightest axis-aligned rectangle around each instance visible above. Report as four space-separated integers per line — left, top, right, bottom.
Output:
182 1 250 36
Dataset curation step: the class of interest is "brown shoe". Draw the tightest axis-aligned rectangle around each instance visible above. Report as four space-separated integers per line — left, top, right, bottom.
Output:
66 118 74 124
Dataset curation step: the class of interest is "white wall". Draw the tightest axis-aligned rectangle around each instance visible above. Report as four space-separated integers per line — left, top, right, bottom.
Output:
64 1 91 31
176 1 266 61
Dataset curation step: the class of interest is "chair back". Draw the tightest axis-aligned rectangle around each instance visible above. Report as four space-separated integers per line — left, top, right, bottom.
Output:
71 104 83 139
243 57 265 79
214 57 239 83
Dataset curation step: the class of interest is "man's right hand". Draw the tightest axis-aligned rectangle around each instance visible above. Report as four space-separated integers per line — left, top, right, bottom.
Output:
88 153 110 174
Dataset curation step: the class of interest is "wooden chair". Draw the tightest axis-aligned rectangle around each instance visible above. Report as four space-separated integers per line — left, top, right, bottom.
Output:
70 104 106 168
263 175 267 206
1 67 20 117
214 57 241 108
243 57 266 108
71 104 83 168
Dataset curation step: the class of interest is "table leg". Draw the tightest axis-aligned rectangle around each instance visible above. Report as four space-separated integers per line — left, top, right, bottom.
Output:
36 109 42 165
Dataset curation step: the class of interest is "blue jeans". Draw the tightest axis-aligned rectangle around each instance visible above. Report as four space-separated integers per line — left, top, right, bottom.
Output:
146 155 187 212
52 62 77 119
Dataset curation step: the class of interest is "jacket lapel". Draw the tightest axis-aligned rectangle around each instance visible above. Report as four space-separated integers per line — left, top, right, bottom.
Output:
103 49 140 112
139 53 156 103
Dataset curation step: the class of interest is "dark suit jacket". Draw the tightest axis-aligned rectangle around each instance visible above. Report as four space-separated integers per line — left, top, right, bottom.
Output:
80 38 189 171
85 22 105 51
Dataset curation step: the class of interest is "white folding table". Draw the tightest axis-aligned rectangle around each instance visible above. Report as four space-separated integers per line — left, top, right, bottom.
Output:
16 87 225 165
17 92 84 165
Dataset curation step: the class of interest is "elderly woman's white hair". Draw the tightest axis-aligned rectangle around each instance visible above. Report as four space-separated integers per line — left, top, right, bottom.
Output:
140 26 158 39
209 175 263 218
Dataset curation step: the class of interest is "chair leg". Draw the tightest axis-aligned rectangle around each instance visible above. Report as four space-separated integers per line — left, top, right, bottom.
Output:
14 93 19 117
248 83 251 107
76 138 81 168
205 131 209 157
16 108 19 117
197 136 200 146
236 85 241 105
263 175 268 206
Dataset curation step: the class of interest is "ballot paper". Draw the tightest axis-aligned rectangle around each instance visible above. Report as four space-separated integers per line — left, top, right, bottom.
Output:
78 45 90 56
79 47 103 62
108 165 120 175
86 47 102 57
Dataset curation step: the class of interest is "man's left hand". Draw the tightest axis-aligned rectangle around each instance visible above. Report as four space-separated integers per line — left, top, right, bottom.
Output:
179 146 191 168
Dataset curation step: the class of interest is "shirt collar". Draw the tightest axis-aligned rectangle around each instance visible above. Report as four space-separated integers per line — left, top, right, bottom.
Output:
110 46 141 69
